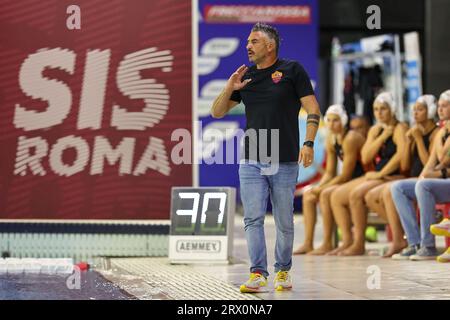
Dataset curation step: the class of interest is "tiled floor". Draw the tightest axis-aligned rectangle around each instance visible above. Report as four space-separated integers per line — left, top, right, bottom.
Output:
190 214 449 300
100 214 449 300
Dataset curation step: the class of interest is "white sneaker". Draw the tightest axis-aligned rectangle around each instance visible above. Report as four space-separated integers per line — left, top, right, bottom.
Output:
240 273 268 293
392 245 420 260
410 247 439 261
274 271 292 291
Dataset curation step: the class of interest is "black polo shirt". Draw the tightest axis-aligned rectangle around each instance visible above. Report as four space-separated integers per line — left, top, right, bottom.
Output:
230 59 314 163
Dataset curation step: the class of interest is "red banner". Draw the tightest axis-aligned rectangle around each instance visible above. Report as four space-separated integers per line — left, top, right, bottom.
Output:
0 0 192 219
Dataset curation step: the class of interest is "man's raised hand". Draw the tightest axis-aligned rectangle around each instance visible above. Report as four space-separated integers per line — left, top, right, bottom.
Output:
227 65 252 91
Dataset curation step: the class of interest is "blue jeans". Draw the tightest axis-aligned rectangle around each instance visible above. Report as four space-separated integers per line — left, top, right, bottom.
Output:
391 178 450 248
239 162 299 278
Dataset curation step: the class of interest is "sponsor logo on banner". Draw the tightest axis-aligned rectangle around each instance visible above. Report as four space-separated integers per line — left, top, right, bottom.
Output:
13 47 174 178
176 240 221 253
204 5 311 24
198 38 240 76
0 0 192 219
198 37 242 117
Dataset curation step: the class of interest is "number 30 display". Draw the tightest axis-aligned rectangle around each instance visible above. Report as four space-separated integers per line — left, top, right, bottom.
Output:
169 187 236 263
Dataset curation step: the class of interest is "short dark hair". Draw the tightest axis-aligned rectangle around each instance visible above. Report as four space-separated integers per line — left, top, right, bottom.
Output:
251 22 280 55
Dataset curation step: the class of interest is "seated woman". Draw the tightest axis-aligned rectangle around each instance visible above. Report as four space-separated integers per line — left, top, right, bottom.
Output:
329 92 408 256
349 115 370 138
431 128 450 263
293 104 366 255
365 95 439 257
435 122 450 169
391 89 450 260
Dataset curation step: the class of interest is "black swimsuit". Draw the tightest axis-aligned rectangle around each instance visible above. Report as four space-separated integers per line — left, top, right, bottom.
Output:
410 126 438 177
334 134 365 179
374 128 399 175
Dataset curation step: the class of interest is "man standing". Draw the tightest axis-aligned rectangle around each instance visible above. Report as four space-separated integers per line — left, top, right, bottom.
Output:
211 23 321 292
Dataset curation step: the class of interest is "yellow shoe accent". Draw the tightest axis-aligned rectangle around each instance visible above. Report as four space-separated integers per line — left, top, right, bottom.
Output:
430 219 450 237
275 285 292 291
240 283 267 293
430 225 450 237
274 271 292 291
240 284 256 293
436 248 450 263
239 273 267 293
274 271 289 281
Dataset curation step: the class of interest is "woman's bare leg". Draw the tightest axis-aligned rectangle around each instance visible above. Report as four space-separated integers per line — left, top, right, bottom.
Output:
293 189 318 254
308 185 339 255
382 182 408 257
340 179 385 256
327 177 365 255
365 183 388 221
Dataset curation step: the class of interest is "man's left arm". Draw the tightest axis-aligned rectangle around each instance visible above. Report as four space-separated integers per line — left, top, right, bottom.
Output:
299 95 321 167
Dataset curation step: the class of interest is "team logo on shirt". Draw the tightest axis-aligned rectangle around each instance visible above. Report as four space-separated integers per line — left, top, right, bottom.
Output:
271 71 283 83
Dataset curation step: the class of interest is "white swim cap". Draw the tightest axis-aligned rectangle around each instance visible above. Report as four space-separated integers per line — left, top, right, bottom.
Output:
374 91 396 115
325 104 348 127
439 90 450 103
416 94 437 119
